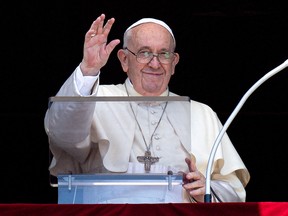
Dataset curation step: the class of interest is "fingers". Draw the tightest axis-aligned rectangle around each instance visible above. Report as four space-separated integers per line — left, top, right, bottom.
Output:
102 17 115 36
185 157 197 172
185 158 192 172
90 14 105 33
105 39 121 54
186 183 206 199
86 14 115 40
84 14 104 40
183 170 206 200
183 157 206 199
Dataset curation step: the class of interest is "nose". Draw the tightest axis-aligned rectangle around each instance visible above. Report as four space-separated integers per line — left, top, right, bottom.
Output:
148 55 161 67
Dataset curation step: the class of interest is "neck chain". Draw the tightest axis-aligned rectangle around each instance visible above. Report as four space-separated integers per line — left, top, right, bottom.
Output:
124 83 168 172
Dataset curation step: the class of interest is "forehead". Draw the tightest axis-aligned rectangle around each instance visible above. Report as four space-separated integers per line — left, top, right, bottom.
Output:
130 23 173 49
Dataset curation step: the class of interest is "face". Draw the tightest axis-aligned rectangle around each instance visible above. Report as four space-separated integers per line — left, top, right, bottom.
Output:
117 23 179 96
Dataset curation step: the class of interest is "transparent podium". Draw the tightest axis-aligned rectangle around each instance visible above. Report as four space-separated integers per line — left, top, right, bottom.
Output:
47 95 191 204
57 173 183 204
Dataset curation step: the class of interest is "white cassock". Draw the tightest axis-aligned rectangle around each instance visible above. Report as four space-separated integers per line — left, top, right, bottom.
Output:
45 66 250 203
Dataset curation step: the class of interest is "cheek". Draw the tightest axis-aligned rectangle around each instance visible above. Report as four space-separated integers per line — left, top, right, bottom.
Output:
127 63 143 77
165 65 175 76
127 70 141 83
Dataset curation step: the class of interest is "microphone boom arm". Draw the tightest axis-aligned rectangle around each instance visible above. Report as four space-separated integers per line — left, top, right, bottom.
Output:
204 59 288 203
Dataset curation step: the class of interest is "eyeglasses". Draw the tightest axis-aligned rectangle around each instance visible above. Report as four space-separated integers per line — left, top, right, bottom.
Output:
125 47 175 64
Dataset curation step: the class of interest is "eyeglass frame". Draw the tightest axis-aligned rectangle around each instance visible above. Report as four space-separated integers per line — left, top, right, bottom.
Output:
124 47 176 64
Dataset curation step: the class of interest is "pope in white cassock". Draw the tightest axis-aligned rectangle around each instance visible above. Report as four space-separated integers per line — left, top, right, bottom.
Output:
45 14 250 203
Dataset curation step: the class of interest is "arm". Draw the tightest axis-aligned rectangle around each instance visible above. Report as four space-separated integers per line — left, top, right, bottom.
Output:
45 14 120 162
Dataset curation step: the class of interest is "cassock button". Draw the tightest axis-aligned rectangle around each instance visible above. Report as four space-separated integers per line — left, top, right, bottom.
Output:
151 121 157 125
154 134 160 140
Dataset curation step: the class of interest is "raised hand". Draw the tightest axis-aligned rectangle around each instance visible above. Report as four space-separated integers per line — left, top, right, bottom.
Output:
80 14 121 76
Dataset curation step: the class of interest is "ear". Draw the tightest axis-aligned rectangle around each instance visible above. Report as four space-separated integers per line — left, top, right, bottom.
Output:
171 53 180 75
117 49 129 72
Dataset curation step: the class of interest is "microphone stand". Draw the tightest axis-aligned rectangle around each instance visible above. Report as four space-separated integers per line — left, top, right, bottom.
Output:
204 59 288 203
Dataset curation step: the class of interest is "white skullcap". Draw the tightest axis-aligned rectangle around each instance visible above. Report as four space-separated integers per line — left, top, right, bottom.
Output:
125 18 176 46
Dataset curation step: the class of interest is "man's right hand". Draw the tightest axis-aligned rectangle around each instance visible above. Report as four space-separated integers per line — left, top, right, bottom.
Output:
80 13 121 76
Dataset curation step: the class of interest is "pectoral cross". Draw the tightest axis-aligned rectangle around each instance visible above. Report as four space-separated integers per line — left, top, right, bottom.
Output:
137 151 159 172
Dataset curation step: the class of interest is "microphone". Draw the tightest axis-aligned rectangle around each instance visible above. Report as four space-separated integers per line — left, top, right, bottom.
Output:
204 59 288 203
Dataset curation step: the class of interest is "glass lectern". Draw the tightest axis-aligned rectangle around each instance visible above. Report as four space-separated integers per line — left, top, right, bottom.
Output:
57 173 183 204
47 96 191 204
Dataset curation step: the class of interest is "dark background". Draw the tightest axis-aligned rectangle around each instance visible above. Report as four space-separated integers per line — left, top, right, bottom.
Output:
1 0 288 203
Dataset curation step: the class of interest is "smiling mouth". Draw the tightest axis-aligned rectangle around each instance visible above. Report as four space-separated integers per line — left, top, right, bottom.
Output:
143 71 163 76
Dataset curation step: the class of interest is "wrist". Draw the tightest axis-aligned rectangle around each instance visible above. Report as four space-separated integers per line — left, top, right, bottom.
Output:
80 62 100 76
